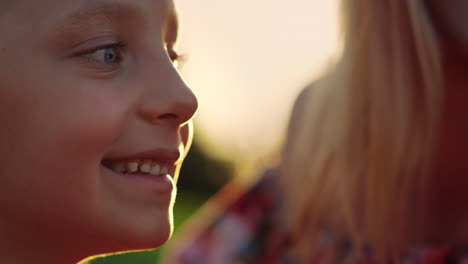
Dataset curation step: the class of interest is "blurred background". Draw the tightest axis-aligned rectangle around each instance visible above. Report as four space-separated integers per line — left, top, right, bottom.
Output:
89 0 340 263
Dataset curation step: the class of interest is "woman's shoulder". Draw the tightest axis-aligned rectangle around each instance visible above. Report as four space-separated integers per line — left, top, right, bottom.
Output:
399 245 468 263
163 167 468 264
307 238 468 264
162 168 284 264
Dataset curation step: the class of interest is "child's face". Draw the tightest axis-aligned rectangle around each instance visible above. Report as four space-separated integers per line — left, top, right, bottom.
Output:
0 0 197 255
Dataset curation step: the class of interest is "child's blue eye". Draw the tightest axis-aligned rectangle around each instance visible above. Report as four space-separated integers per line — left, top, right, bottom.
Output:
87 46 122 65
97 47 119 64
80 42 126 68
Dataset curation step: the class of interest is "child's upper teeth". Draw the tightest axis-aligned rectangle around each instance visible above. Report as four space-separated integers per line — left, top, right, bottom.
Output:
127 162 139 173
140 161 152 173
107 160 169 176
150 164 161 175
160 166 168 175
112 163 126 173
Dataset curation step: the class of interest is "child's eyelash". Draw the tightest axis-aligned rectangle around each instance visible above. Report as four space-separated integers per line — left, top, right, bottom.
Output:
88 41 128 55
72 41 127 58
77 41 128 70
75 41 186 68
167 48 181 61
168 48 187 68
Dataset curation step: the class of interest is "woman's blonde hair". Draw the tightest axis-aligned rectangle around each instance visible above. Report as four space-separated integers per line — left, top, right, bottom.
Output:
280 0 443 261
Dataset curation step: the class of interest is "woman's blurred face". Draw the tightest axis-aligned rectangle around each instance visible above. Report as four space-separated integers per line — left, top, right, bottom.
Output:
426 0 468 56
0 0 197 259
425 0 468 219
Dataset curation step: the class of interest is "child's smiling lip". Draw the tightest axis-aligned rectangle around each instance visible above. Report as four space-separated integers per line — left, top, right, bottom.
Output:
102 148 182 178
104 148 182 166
100 148 183 197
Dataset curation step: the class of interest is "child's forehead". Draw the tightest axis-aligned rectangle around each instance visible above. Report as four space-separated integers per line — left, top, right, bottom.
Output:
1 0 178 40
65 1 174 22
3 0 175 21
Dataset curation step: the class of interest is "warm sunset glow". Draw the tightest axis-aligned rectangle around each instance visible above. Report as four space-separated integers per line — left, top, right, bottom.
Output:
175 0 341 159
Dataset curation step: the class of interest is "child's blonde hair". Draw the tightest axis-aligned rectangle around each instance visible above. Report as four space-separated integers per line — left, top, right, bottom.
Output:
280 0 443 261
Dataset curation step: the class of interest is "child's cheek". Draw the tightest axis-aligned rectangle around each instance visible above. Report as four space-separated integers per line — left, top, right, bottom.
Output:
56 90 131 158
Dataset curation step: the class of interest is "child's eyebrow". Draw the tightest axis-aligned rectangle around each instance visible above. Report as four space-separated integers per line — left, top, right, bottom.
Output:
62 2 147 30
54 1 179 44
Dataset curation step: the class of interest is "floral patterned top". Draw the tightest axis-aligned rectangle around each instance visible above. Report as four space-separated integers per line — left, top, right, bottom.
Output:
166 169 468 264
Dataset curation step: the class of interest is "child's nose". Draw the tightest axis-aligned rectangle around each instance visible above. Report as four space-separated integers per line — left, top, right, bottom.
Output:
138 64 198 127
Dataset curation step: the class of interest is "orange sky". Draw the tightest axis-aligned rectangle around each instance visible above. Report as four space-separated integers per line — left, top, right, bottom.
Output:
175 0 340 160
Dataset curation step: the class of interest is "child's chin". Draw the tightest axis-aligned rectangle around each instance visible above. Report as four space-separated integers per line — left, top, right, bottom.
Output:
131 226 173 250
91 218 174 255
82 231 172 264
118 221 173 251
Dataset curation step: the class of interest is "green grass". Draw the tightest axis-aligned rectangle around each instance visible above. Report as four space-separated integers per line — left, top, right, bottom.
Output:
87 191 208 264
